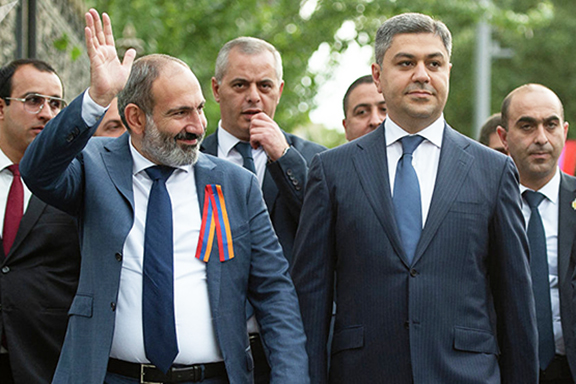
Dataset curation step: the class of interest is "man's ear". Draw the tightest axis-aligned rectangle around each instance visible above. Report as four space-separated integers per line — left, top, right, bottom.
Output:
496 125 509 153
211 77 221 103
0 98 8 121
124 103 147 135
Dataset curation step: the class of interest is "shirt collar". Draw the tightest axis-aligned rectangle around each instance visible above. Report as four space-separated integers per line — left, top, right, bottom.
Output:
217 120 245 157
0 148 14 171
128 137 191 176
385 114 445 149
520 167 560 205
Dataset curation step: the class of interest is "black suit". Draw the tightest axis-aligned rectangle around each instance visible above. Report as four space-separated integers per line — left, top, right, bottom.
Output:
557 172 576 378
0 195 80 383
201 128 326 263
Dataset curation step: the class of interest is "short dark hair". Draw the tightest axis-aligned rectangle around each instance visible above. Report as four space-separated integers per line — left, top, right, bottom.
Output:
117 54 189 131
478 113 502 145
343 75 375 117
0 59 62 103
374 13 452 67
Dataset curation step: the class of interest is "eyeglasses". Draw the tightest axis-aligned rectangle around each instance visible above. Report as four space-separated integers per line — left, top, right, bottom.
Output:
4 93 67 114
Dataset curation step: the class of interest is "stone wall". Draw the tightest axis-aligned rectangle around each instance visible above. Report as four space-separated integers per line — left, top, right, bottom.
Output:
0 0 89 101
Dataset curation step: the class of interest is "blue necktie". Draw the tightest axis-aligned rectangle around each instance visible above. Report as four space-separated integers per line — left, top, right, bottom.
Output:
393 135 424 264
143 166 178 373
235 141 257 174
523 190 555 370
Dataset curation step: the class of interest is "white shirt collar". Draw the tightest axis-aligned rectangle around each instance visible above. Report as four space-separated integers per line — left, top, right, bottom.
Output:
520 167 560 205
217 120 249 156
385 114 445 149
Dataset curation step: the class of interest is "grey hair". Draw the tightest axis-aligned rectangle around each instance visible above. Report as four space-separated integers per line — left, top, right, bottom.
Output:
374 13 452 67
214 36 283 83
117 54 189 131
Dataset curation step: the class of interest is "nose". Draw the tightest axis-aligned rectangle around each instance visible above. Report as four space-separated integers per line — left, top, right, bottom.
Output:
37 101 56 120
246 84 260 104
412 62 431 83
185 109 207 134
368 108 384 128
534 124 549 145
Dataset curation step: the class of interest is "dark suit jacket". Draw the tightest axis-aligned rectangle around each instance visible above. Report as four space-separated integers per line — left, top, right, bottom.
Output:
201 129 326 263
0 195 80 383
558 172 576 376
291 123 538 383
20 94 309 384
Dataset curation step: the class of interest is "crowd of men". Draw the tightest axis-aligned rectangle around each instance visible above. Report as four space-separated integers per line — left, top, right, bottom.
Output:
0 7 573 384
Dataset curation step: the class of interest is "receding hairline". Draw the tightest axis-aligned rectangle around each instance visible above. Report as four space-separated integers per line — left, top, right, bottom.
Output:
501 83 564 130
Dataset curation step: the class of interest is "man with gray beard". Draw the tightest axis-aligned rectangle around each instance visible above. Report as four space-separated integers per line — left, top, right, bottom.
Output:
20 9 308 384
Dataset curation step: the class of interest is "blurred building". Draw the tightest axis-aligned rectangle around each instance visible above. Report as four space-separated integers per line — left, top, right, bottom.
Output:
0 0 89 99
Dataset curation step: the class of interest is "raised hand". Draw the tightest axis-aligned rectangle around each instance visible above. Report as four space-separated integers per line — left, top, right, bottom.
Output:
249 112 289 162
85 9 136 107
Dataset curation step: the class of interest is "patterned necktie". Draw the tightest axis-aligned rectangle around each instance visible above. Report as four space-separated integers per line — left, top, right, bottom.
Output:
393 135 425 264
235 141 257 174
3 164 23 256
523 190 555 370
143 165 179 373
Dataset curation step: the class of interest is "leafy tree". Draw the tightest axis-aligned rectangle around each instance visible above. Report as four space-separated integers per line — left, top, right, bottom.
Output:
90 0 555 145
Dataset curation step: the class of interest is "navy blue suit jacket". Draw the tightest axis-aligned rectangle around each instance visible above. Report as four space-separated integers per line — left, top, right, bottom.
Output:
20 94 309 384
201 129 325 264
291 123 538 383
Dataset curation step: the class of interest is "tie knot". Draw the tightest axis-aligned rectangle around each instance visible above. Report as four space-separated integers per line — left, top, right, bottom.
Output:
523 190 545 209
235 141 253 159
400 135 424 155
7 164 19 177
145 165 175 182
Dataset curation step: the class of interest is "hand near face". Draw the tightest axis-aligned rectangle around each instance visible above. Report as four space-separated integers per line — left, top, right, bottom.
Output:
249 112 289 162
85 9 136 107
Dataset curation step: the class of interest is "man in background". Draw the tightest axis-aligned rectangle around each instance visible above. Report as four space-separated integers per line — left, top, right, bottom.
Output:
479 112 507 154
201 36 325 384
498 83 576 383
0 59 80 383
342 74 387 141
94 97 126 137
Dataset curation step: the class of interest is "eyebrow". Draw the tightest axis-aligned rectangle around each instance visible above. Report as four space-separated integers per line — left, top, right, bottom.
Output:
165 100 206 115
393 52 445 60
516 115 561 124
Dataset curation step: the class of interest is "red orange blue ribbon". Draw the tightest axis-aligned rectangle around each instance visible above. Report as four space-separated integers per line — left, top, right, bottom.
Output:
195 184 235 262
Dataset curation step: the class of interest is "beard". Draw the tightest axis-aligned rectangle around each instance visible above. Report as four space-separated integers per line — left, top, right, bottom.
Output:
140 116 205 167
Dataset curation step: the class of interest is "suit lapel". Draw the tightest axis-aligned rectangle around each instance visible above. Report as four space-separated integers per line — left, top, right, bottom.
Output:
194 153 222 315
413 125 473 265
4 195 46 260
102 133 135 210
352 127 407 265
558 172 576 294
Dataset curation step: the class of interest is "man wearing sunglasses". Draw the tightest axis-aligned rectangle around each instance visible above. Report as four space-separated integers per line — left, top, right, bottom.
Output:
0 59 80 384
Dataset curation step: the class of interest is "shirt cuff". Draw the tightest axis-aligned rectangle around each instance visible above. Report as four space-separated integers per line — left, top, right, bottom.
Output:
81 89 109 127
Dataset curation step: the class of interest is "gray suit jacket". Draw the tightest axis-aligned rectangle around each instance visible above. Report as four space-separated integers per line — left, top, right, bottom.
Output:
20 93 309 384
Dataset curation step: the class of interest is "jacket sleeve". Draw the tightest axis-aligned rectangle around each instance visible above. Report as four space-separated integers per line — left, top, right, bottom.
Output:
20 91 98 216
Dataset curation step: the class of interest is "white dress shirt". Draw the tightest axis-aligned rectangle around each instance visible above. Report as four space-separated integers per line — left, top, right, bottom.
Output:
520 168 564 355
217 121 267 187
385 116 444 227
82 91 223 364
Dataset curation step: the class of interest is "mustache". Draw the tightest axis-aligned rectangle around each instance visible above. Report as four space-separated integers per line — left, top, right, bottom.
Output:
174 131 203 141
